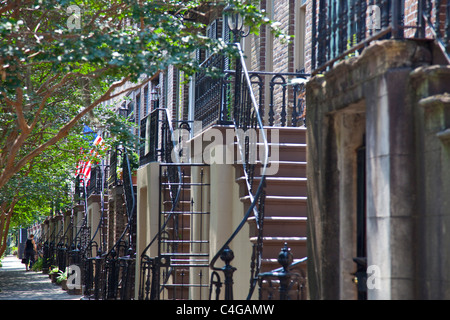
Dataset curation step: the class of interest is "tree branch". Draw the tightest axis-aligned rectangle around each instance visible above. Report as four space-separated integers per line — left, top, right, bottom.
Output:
0 76 131 190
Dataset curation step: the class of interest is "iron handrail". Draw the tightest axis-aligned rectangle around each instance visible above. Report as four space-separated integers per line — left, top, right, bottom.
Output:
209 42 269 300
420 11 450 64
138 108 184 300
312 0 450 74
86 149 136 300
87 165 108 255
139 108 183 260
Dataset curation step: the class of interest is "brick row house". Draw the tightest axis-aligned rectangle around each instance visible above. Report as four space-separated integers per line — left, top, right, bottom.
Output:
135 0 310 300
31 0 309 300
30 0 450 300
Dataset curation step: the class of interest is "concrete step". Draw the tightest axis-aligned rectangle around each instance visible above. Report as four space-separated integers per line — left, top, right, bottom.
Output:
411 65 450 98
248 216 307 238
263 126 307 144
250 236 307 261
241 195 307 217
237 176 307 197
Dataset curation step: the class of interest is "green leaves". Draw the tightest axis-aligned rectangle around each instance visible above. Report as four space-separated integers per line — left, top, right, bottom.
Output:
0 0 287 228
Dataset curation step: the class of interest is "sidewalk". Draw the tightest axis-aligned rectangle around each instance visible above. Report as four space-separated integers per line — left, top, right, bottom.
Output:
0 255 82 300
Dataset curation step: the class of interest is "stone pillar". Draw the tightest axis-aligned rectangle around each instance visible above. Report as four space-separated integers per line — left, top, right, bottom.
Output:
134 162 160 299
365 68 417 300
306 40 432 300
410 65 450 299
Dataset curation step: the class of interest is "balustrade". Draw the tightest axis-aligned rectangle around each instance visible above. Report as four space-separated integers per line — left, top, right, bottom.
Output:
193 57 308 129
258 243 307 300
311 0 450 74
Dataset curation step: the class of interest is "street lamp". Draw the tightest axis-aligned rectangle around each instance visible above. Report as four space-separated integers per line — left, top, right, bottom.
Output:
151 85 160 110
223 4 249 127
223 4 248 43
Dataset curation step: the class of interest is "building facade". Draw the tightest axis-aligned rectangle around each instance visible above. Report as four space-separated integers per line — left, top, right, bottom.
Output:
30 0 450 301
306 0 450 300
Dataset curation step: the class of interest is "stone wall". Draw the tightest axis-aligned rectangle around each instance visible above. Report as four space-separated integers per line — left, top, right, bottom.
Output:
306 39 450 299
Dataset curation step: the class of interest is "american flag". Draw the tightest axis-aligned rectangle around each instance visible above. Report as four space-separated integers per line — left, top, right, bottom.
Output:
76 126 104 184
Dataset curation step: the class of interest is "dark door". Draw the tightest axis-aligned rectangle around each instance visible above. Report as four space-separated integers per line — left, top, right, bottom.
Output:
353 139 367 300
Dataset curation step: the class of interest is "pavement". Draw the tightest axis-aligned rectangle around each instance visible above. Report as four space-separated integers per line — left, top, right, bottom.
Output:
0 255 83 300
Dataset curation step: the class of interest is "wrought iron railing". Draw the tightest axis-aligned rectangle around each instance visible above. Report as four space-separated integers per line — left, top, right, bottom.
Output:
194 53 309 129
140 108 193 168
258 243 308 300
138 108 185 300
43 217 64 271
311 0 450 74
84 149 136 300
87 165 110 197
194 53 228 129
139 108 181 167
139 45 304 301
83 160 108 299
208 43 269 300
417 0 450 62
74 176 84 205
65 176 92 294
108 146 123 187
56 218 73 273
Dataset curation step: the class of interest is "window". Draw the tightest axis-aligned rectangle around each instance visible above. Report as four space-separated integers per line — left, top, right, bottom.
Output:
126 92 134 123
143 85 149 117
294 0 307 71
136 92 141 126
197 18 225 64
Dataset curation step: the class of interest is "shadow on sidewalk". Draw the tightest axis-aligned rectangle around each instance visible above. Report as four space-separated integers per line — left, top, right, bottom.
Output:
0 255 82 300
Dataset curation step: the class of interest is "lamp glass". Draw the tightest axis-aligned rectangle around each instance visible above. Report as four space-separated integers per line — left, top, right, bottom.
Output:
228 12 243 32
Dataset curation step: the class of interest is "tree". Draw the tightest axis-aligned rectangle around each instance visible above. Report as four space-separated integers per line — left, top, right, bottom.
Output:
0 0 287 256
0 0 284 190
0 138 78 256
0 103 134 257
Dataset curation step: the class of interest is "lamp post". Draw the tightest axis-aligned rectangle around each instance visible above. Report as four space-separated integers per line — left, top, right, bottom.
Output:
223 4 249 127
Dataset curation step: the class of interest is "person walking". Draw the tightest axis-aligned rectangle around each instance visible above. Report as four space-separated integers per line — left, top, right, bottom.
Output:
23 234 37 271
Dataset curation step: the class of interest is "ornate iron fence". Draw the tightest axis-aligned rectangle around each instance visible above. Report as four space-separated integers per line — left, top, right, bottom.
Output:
138 107 184 300
194 54 308 129
311 0 450 74
258 243 308 300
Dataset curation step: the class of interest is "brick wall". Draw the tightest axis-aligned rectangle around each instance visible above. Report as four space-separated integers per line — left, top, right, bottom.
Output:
107 187 127 251
304 0 313 74
272 0 296 74
305 0 449 73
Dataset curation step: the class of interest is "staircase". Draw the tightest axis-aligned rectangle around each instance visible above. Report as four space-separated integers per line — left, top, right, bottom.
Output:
138 43 309 299
158 164 210 300
152 126 308 300
238 126 308 275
